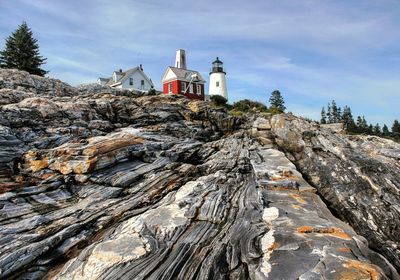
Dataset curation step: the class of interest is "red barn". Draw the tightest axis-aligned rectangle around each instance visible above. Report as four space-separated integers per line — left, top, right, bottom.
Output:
161 49 206 100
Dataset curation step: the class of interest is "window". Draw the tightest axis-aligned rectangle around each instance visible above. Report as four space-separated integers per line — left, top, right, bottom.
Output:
216 81 220 87
197 84 201 95
189 84 194 94
141 80 144 89
129 78 134 86
168 83 172 93
181 82 186 93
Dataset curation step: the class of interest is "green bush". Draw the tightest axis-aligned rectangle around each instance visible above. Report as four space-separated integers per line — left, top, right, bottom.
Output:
210 95 228 106
231 99 268 113
147 87 157 95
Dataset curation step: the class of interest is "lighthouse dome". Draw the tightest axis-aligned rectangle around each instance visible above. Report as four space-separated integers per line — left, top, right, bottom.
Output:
210 57 226 74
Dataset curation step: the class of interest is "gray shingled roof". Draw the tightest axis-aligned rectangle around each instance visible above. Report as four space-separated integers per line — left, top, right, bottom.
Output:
168 67 206 82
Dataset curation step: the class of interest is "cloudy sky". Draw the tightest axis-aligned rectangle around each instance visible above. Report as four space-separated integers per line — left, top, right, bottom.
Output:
0 0 399 125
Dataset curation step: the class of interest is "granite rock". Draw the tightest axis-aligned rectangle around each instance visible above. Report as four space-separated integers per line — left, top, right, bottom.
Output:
0 69 398 279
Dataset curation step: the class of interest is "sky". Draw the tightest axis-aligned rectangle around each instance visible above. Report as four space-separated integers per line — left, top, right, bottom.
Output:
0 0 399 125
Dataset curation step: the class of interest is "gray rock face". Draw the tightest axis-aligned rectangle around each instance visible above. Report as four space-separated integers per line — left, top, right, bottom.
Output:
0 69 399 279
270 113 400 272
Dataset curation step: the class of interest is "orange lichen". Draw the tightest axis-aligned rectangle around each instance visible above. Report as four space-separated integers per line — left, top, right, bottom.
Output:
337 247 352 253
292 205 302 210
296 226 352 240
327 228 352 240
268 242 279 251
29 157 49 172
289 193 306 204
282 170 293 177
41 173 56 180
297 226 314 233
341 260 381 280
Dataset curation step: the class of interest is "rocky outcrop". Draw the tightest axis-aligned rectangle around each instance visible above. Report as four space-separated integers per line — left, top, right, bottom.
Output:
270 113 400 272
0 69 399 279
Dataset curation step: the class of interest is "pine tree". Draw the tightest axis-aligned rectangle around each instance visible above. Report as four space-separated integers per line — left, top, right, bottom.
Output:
368 124 373 135
392 120 400 138
0 21 47 76
392 120 400 134
320 107 327 124
382 124 390 136
337 107 342 122
356 116 363 133
361 116 369 133
373 123 381 135
342 106 355 132
269 90 286 112
331 100 338 122
327 103 333 123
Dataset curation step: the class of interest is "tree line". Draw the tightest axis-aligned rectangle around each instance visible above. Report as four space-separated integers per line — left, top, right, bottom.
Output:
321 100 400 139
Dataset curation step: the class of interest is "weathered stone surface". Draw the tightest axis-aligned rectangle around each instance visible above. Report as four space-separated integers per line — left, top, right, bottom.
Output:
0 69 398 279
271 113 400 272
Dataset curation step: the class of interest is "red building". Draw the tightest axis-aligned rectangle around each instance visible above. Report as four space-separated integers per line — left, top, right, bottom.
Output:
161 50 206 100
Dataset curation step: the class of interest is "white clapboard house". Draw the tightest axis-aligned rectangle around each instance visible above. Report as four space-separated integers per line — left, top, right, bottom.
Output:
97 65 154 91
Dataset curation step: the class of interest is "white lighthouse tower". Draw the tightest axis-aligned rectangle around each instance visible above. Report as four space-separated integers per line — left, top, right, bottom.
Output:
209 57 228 100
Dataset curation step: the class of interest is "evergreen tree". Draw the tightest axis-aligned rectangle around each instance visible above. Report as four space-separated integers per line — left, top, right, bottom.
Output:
392 119 400 134
337 107 342 122
373 123 381 135
382 124 390 136
392 119 400 139
0 21 47 76
331 100 339 122
368 124 374 135
356 116 362 132
361 116 369 133
268 90 286 112
320 107 327 124
327 103 333 123
342 106 355 132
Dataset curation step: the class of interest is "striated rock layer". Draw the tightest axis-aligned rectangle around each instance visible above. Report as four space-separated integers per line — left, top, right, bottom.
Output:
270 113 400 272
0 69 399 280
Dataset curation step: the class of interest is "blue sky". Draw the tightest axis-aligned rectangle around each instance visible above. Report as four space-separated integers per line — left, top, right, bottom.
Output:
0 0 399 125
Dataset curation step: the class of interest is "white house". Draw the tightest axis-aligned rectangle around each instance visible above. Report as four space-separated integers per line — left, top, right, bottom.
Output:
97 65 154 91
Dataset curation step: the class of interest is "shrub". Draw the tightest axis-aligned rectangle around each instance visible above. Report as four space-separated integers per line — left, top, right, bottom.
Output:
147 87 157 95
210 95 228 106
231 99 268 113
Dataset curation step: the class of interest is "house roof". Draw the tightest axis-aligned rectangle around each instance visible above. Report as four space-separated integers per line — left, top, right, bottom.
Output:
162 67 206 83
99 66 154 87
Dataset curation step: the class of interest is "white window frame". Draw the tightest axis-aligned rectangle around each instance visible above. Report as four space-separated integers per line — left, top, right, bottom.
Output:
181 81 186 93
168 83 173 93
140 79 144 89
197 84 201 95
216 81 220 87
129 77 134 86
189 83 194 94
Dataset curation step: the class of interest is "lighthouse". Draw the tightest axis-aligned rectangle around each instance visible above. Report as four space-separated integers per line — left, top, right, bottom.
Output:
209 57 228 100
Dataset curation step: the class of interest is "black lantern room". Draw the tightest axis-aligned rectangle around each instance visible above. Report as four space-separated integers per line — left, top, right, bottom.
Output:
210 57 226 74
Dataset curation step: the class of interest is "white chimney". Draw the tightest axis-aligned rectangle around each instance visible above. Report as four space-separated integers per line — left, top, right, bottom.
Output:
175 49 187 69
